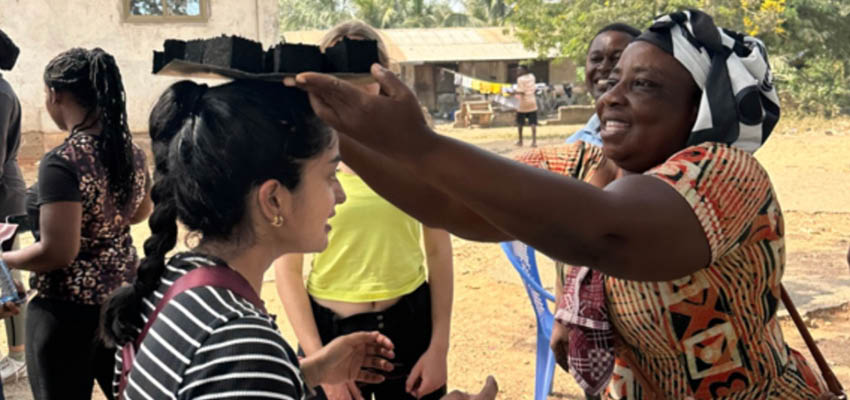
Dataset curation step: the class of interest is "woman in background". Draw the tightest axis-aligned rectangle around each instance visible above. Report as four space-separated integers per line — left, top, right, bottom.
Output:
275 20 454 400
2 47 151 400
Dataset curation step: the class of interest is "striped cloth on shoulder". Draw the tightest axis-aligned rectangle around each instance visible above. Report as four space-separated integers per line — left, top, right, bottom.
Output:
113 252 307 400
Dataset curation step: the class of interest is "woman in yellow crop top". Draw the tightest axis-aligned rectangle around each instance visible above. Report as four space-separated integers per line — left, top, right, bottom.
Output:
274 20 454 400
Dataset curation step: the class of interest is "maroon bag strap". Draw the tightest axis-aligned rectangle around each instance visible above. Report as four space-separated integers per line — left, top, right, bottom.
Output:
119 265 266 398
780 284 846 398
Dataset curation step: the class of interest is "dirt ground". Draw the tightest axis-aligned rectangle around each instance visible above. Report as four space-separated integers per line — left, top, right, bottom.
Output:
1 117 848 399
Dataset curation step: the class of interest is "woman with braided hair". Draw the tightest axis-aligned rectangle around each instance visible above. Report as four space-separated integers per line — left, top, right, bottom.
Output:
1 47 151 399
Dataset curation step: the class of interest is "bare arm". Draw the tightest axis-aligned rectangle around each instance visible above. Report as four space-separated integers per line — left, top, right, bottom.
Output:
415 137 708 281
295 67 709 282
273 254 324 355
3 201 81 272
421 226 453 354
405 225 454 397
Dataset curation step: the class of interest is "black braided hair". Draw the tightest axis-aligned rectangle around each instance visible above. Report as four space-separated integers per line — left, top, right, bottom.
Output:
43 48 136 208
0 29 20 71
101 80 333 347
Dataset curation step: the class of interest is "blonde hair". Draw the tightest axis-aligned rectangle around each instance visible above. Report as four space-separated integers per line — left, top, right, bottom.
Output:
319 20 390 67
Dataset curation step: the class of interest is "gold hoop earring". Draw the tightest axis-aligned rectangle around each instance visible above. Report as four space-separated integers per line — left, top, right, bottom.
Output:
272 215 284 227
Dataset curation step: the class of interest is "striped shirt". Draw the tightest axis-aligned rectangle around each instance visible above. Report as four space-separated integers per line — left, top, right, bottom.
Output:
113 252 307 400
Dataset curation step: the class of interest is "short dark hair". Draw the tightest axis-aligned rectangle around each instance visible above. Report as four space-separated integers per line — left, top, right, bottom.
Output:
594 23 641 42
0 29 19 71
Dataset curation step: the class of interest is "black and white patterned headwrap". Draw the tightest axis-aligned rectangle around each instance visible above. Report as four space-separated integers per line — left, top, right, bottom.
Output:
635 9 780 153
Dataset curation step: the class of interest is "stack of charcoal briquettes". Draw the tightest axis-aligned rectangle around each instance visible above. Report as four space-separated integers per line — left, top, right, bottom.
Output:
153 35 379 74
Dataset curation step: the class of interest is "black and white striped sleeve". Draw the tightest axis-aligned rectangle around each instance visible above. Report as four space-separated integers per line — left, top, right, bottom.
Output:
177 316 307 400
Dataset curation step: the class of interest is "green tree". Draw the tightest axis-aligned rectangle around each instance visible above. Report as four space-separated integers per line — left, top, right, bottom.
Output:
279 0 354 30
508 0 850 116
279 0 474 30
464 0 512 25
351 0 472 28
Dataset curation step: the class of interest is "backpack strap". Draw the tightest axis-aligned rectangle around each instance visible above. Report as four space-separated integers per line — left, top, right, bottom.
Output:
119 265 265 398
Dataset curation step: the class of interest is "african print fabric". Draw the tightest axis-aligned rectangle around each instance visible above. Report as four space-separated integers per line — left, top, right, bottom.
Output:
605 142 825 399
516 141 826 399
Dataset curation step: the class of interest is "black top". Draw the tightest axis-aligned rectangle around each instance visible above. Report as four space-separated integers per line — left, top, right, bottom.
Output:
0 74 25 219
37 153 81 204
32 132 148 305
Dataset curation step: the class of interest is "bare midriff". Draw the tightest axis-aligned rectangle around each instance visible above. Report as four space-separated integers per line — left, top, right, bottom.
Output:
313 296 403 319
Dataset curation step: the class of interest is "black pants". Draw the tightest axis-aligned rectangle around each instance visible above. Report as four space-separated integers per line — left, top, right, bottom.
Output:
26 297 115 400
309 283 446 400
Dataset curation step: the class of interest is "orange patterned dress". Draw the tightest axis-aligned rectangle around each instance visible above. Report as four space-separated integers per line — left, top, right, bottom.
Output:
516 141 826 399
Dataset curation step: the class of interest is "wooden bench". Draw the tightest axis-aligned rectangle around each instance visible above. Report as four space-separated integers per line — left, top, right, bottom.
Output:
462 100 494 128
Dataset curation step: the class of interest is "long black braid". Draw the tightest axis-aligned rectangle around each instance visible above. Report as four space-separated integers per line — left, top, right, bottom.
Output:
43 48 136 208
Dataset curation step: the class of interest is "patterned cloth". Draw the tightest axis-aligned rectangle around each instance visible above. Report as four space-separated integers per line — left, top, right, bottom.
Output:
559 112 610 394
555 267 615 394
516 141 827 399
31 132 147 305
517 143 612 395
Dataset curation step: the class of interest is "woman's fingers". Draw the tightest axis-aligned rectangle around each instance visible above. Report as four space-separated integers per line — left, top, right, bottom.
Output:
0 302 19 317
369 63 406 99
472 376 499 400
362 355 394 372
354 368 387 384
294 72 362 109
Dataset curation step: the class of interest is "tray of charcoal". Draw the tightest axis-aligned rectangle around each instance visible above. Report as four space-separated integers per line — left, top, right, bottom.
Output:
154 35 378 84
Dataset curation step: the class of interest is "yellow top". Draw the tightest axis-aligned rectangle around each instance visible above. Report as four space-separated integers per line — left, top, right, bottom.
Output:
307 171 426 302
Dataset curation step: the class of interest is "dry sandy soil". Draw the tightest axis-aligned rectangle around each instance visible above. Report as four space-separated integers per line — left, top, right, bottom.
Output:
1 117 848 399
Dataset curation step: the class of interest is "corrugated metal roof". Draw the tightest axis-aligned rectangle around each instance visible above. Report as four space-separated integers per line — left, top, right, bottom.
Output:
282 27 541 64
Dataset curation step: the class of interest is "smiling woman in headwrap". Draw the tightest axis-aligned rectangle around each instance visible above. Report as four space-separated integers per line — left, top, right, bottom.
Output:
291 9 832 399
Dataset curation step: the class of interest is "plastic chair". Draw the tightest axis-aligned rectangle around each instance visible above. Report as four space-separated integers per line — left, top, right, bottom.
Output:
500 241 556 400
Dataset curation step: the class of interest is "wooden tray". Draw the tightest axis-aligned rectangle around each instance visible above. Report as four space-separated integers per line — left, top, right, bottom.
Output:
155 59 375 84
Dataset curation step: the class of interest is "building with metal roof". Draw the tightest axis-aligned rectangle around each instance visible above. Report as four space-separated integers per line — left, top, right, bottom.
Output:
284 27 576 113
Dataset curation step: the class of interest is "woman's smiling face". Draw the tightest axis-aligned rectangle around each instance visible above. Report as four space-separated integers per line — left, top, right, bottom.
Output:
596 41 701 173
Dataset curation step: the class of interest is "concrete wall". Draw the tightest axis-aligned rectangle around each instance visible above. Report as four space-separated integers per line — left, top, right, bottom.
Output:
458 61 508 83
1 0 279 162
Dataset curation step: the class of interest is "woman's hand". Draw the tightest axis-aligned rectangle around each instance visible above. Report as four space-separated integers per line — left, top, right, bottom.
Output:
440 376 498 400
406 344 448 398
0 280 25 318
300 331 395 388
291 64 434 159
320 381 363 400
550 320 570 371
0 300 20 319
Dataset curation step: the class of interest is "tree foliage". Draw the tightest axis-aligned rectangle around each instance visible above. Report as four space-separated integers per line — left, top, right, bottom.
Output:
508 0 850 116
278 0 488 30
